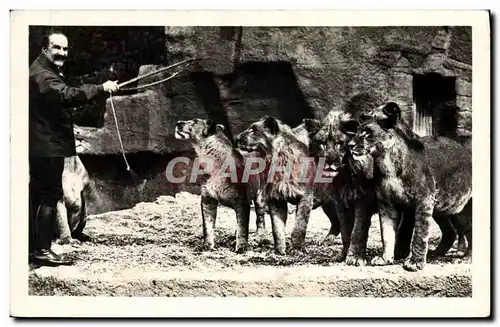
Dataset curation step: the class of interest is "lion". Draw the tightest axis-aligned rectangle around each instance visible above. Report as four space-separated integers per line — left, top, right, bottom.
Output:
174 118 268 253
351 102 472 271
234 115 332 255
54 155 100 244
358 102 468 257
300 111 380 265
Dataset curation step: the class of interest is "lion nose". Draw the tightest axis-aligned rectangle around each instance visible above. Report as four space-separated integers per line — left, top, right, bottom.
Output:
348 139 356 149
325 154 337 165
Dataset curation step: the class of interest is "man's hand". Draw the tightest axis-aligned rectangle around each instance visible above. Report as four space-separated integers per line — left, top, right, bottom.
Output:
102 80 120 93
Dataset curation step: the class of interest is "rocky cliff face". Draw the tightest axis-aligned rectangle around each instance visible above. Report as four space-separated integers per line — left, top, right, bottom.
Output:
39 26 471 211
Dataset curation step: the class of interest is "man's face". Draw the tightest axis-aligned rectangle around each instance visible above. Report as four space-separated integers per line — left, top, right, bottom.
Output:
43 33 68 68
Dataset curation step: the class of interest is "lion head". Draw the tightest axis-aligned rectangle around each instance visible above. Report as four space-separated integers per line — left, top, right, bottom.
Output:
304 111 359 178
174 118 226 142
351 102 424 158
234 116 287 156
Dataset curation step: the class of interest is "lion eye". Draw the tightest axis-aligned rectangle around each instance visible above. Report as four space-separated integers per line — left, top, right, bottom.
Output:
361 129 372 137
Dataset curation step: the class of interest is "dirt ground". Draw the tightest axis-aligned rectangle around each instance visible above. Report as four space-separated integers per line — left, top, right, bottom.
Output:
29 192 472 297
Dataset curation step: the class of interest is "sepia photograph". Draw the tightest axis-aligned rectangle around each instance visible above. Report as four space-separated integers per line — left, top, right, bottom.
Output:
9 9 491 318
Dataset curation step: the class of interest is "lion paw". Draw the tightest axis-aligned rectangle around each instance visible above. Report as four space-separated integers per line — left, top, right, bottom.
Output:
55 236 75 245
75 233 92 243
370 256 393 266
318 233 337 246
235 243 249 254
452 255 472 265
274 249 287 256
403 258 425 272
258 234 272 246
289 247 307 256
345 255 367 267
333 252 346 263
201 242 215 252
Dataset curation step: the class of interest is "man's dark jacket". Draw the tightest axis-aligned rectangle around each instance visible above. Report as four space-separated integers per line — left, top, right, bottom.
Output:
29 54 106 157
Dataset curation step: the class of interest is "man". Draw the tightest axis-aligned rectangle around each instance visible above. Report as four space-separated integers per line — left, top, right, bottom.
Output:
29 30 120 266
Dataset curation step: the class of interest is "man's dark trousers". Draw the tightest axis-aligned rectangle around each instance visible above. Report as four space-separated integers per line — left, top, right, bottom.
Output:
29 156 70 265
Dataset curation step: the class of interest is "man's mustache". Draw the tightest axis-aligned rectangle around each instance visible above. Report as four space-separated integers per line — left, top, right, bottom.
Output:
54 55 66 61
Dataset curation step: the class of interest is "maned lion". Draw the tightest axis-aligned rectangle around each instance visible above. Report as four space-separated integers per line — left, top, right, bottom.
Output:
292 121 341 244
351 102 472 271
54 155 99 244
235 115 327 255
302 111 379 265
175 118 268 253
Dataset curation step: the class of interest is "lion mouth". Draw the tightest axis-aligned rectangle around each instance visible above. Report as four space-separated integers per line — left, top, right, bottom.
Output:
322 163 339 178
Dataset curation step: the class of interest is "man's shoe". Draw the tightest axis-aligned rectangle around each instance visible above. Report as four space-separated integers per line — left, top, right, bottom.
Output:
33 249 74 266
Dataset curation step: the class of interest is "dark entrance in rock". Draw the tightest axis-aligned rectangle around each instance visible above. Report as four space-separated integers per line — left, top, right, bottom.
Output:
224 61 315 131
412 73 457 137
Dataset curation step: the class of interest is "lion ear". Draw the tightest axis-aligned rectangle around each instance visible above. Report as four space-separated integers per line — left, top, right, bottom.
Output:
382 102 401 118
340 119 359 136
215 124 225 133
263 116 279 135
303 118 320 135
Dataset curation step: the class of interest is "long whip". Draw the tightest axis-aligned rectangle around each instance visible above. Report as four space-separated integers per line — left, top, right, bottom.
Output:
107 57 200 176
119 71 181 92
117 57 197 89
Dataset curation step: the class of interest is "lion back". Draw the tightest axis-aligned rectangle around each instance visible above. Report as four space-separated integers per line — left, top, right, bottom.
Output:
421 136 472 213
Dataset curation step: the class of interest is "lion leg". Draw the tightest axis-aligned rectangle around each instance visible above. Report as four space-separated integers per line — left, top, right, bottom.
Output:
403 199 434 272
345 202 371 266
71 194 91 242
319 200 340 245
394 208 414 260
453 200 472 262
268 198 288 255
457 232 468 254
234 198 251 254
72 219 90 242
254 190 270 245
55 200 73 245
201 195 218 251
333 200 354 263
290 193 314 253
428 215 457 258
463 228 472 261
371 204 399 266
